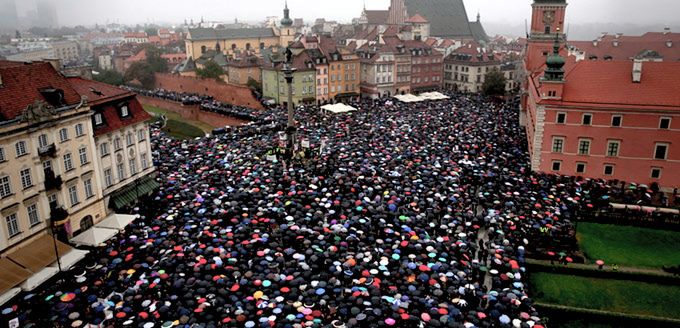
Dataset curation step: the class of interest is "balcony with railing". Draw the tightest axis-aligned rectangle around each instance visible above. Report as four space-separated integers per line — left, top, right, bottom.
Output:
44 169 62 190
38 143 57 158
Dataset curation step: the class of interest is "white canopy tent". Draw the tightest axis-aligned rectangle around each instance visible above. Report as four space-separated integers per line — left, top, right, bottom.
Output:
321 103 358 114
21 267 59 291
69 227 119 247
96 214 137 231
0 288 21 306
52 249 90 271
394 92 450 103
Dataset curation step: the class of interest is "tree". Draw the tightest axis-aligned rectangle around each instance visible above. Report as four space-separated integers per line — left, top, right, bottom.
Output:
482 70 507 97
247 77 262 93
124 62 155 89
94 70 125 86
144 45 169 73
196 61 225 80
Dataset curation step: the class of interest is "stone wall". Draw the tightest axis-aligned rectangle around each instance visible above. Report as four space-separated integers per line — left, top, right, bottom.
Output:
153 73 264 110
138 96 247 128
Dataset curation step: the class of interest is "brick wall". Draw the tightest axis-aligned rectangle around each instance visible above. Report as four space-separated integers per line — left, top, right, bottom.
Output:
154 73 264 110
138 96 247 127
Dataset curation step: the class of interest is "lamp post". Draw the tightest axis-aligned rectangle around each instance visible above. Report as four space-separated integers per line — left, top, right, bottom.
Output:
50 215 63 281
282 48 297 158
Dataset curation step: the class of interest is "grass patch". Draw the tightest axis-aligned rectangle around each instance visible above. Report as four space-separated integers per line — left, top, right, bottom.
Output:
162 119 205 140
577 222 680 268
143 105 214 133
531 272 680 319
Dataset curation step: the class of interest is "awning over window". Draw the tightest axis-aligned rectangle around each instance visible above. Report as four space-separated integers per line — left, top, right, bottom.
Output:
6 234 71 273
108 176 160 210
0 258 32 296
53 249 90 271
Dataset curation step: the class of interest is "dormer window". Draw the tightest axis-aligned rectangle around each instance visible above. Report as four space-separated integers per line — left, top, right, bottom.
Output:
94 113 104 126
120 105 129 118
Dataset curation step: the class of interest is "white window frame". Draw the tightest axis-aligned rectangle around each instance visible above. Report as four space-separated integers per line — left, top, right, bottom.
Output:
100 142 110 156
551 137 564 153
121 105 129 117
137 129 146 142
20 168 32 189
659 117 671 130
126 133 134 146
129 158 137 176
654 143 668 160
68 185 79 206
582 113 592 125
38 134 49 148
551 160 561 171
611 115 622 127
117 163 125 180
59 128 69 142
27 203 40 226
75 123 85 137
576 162 587 174
104 168 113 187
0 147 5 162
651 167 662 179
94 113 103 125
114 137 122 151
15 141 27 157
606 140 620 157
0 176 12 198
6 213 20 238
578 139 591 155
141 153 148 170
84 179 94 199
603 164 614 176
64 153 74 171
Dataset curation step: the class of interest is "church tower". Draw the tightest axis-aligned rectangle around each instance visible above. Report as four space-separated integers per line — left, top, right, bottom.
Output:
388 0 407 25
279 1 295 46
525 0 567 73
540 33 566 99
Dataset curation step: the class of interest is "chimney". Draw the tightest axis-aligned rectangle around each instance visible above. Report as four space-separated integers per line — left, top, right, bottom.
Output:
632 59 642 83
663 26 671 35
613 40 619 47
615 33 622 39
667 40 673 48
592 40 599 47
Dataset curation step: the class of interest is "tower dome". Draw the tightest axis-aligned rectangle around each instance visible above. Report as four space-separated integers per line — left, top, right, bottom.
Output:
281 1 293 27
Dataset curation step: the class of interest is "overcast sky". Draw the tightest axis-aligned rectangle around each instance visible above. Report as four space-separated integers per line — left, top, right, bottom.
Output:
15 0 680 27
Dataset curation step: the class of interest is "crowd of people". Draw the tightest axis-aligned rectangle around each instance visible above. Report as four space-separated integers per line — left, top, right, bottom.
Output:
128 87 265 122
3 92 631 328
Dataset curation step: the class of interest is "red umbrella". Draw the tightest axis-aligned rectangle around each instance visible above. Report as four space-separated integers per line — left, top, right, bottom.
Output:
565 257 573 263
547 251 555 256
595 260 605 266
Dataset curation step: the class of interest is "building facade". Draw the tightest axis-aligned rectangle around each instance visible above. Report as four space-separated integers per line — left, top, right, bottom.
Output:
404 40 442 92
0 61 106 253
443 42 500 92
522 0 680 191
262 50 317 106
358 45 396 98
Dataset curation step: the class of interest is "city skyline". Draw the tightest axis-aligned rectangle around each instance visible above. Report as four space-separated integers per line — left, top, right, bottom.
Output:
9 0 680 27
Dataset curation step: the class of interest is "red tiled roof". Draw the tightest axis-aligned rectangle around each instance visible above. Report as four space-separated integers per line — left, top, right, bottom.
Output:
541 60 680 108
67 77 151 135
406 14 428 24
569 32 680 61
365 10 389 25
0 60 82 121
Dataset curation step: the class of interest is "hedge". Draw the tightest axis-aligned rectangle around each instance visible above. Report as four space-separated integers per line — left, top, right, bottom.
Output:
526 259 680 285
535 302 680 328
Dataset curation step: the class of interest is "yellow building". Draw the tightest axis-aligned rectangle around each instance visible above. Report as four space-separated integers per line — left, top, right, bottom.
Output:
185 3 296 59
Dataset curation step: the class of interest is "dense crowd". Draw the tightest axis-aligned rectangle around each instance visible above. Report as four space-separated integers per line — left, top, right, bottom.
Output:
2 92 642 328
128 87 265 121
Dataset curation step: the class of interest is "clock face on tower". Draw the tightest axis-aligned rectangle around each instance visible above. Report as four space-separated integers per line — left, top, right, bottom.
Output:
543 10 555 24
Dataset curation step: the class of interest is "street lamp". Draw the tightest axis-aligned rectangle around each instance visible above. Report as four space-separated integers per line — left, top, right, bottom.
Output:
282 47 297 158
50 215 63 282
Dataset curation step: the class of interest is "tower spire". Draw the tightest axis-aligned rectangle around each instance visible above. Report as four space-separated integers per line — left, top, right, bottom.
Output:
477 11 480 22
543 29 565 81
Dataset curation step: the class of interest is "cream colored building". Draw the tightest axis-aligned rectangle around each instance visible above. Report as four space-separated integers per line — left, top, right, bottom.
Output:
0 61 107 254
185 3 296 59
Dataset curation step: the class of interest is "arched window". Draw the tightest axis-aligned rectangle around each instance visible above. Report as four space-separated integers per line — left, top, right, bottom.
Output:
201 45 207 54
231 43 237 51
544 25 551 34
246 43 251 51
80 215 93 231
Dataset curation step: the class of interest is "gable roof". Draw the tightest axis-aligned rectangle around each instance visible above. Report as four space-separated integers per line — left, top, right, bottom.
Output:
568 32 680 61
406 14 429 24
0 60 82 122
405 0 472 38
188 27 275 41
469 21 489 43
365 10 389 25
68 77 152 136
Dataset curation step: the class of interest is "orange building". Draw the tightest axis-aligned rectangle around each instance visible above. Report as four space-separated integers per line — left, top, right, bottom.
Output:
319 36 361 101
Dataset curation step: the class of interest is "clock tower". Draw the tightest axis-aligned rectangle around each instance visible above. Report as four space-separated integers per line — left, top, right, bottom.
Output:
525 0 567 73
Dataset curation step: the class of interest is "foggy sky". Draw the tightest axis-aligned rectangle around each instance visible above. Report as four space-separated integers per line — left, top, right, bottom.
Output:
14 0 680 28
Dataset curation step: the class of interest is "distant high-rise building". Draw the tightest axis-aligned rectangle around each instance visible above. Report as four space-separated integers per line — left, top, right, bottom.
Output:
36 0 58 28
0 0 18 31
